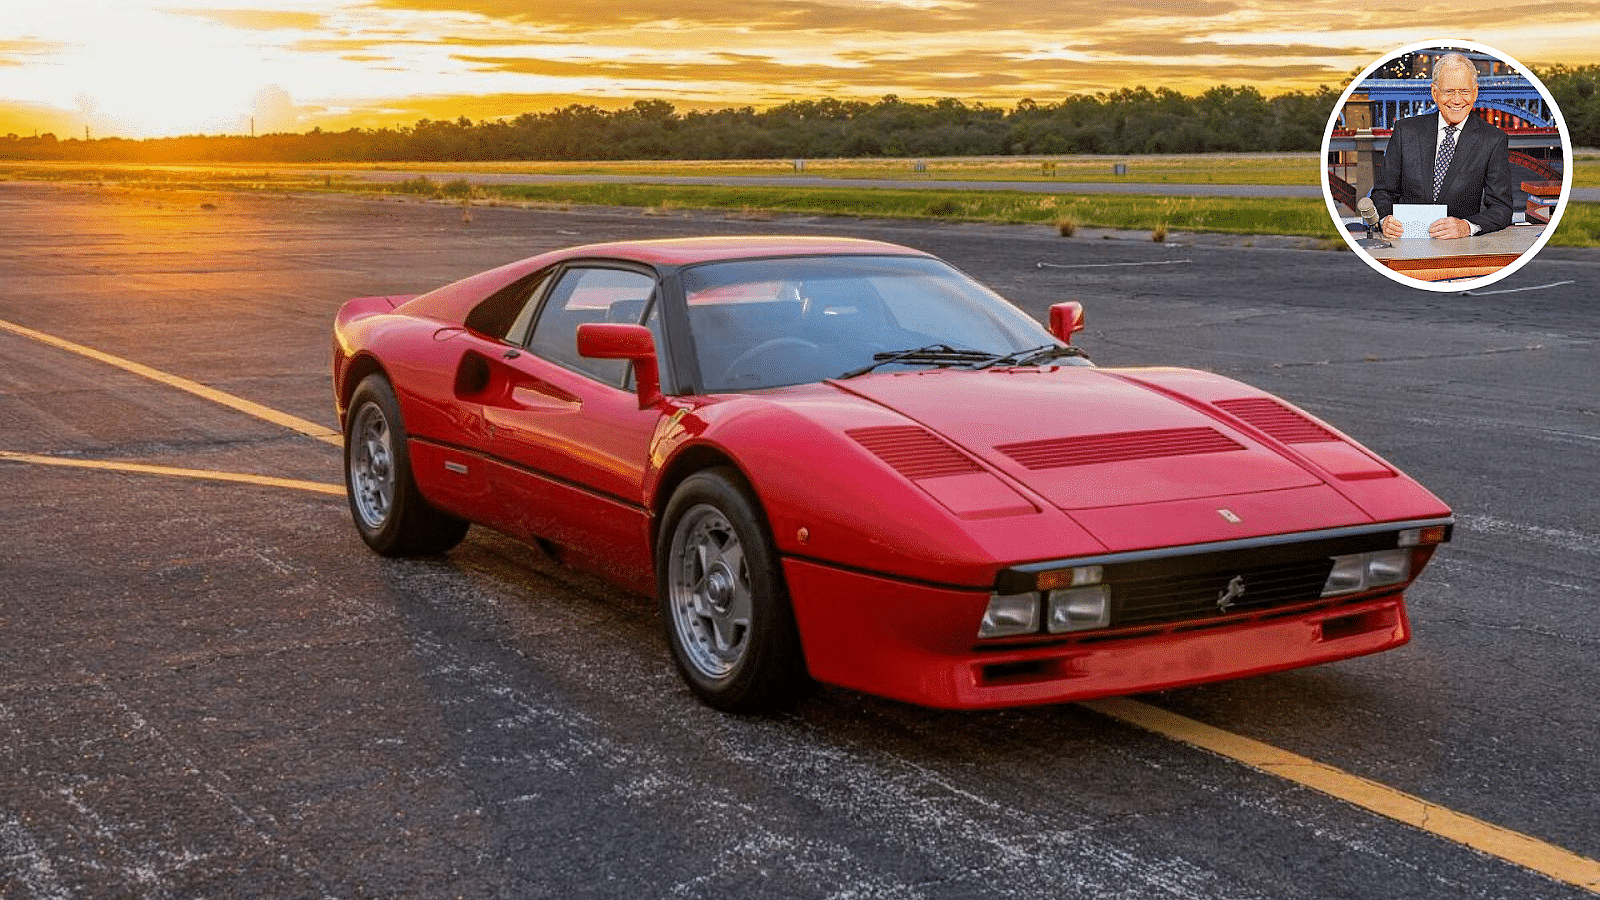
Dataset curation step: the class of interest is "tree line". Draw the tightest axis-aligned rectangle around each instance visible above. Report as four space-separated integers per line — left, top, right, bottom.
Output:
4 69 1596 164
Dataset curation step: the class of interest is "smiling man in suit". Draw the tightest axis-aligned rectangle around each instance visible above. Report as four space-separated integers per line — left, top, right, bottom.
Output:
1372 52 1514 240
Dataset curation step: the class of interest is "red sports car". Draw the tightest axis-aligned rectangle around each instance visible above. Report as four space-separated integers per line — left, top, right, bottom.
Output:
332 236 1452 712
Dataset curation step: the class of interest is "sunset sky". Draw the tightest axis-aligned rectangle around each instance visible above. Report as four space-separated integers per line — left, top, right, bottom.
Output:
3 0 1596 139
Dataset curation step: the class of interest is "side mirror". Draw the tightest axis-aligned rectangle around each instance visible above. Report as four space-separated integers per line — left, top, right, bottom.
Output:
1049 302 1086 344
577 323 663 408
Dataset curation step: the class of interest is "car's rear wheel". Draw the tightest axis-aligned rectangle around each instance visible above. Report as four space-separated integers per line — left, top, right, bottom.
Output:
658 468 810 713
344 374 469 557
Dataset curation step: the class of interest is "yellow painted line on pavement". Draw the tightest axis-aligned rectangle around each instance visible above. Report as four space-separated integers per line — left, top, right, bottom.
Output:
0 451 344 496
0 316 342 447
1082 697 1600 894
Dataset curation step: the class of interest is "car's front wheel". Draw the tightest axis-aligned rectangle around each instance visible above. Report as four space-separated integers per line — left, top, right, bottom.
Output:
344 374 469 557
658 468 810 713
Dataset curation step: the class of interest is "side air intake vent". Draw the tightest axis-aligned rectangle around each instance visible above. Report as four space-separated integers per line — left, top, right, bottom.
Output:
848 426 984 480
1215 397 1338 444
998 427 1244 470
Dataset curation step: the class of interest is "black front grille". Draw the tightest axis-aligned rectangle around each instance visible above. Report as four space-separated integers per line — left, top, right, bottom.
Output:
1111 557 1334 628
992 522 1447 644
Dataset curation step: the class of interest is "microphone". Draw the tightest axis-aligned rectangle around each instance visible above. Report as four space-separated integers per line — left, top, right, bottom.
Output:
1354 197 1392 249
1357 197 1379 228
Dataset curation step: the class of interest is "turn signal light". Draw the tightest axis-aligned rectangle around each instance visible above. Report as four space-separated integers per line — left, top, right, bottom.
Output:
1399 525 1449 547
1035 565 1102 591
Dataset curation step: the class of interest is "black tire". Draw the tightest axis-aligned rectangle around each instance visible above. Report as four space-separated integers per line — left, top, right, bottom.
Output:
344 374 469 557
657 467 811 713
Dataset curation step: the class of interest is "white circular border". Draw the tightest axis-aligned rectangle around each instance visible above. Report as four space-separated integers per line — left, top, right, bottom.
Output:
1320 39 1574 292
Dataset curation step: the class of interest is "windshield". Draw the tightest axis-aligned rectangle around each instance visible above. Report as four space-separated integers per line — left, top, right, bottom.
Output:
681 255 1075 392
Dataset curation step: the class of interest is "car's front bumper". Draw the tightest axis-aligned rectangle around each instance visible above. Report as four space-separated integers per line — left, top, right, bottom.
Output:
783 557 1411 709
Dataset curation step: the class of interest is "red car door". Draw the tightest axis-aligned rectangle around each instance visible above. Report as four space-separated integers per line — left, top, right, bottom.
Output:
478 264 664 592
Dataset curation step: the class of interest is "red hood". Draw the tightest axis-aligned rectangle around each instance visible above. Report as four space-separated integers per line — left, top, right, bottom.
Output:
703 366 1446 580
833 367 1339 510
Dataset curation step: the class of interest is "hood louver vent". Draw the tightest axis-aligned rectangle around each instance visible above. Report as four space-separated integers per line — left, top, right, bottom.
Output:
998 427 1245 470
848 425 983 480
1215 397 1338 444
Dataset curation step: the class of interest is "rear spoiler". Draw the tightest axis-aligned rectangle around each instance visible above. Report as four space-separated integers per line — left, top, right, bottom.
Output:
336 294 419 328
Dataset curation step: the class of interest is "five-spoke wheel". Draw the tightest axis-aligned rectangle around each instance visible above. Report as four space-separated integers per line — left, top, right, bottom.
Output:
343 374 469 557
348 400 396 532
658 468 809 712
667 503 754 679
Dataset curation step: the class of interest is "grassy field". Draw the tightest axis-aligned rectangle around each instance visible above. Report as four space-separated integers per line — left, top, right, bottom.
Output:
296 153 1600 188
4 157 1597 246
465 181 1338 238
11 152 1598 187
356 154 1329 186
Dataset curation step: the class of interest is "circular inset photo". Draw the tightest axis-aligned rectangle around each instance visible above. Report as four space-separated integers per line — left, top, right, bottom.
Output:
1321 40 1571 291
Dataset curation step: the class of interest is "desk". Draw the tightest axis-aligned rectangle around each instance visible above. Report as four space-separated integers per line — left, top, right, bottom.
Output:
1365 225 1545 281
1522 180 1560 225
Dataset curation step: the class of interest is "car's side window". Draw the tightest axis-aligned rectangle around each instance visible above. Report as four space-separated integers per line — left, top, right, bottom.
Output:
524 266 657 387
498 272 552 343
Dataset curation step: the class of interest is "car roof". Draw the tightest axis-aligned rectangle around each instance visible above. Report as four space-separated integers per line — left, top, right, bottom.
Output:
544 235 930 267
392 236 936 326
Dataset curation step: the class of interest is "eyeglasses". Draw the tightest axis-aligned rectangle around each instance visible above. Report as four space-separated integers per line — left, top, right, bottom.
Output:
1435 88 1475 99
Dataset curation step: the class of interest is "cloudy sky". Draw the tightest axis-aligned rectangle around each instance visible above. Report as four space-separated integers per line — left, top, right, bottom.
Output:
3 0 1595 139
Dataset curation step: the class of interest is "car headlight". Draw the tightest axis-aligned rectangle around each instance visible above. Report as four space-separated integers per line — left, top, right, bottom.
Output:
978 592 1041 638
1047 585 1110 633
1321 549 1412 596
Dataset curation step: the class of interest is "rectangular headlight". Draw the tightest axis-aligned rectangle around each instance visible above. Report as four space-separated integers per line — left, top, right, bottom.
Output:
1365 549 1412 587
1323 554 1369 595
1322 549 1413 596
979 592 1040 638
1047 585 1110 633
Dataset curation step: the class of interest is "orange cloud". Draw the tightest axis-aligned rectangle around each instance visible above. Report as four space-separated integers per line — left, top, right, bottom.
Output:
161 8 328 30
1 0 1596 136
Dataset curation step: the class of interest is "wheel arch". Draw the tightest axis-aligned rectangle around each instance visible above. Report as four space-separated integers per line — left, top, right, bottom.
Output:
651 443 751 555
652 444 814 711
336 352 390 426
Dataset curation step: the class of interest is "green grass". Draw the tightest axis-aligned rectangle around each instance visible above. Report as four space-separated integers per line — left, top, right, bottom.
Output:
0 163 353 192
11 153 1599 188
1549 202 1600 246
362 154 1326 186
462 181 1600 247
342 153 1600 189
5 159 1598 247
478 181 1336 237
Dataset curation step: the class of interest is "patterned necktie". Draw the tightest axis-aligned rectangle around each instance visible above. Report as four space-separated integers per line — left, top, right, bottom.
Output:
1433 124 1458 202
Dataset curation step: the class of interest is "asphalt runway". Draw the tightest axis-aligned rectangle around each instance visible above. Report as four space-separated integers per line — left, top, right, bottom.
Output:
1 181 1597 899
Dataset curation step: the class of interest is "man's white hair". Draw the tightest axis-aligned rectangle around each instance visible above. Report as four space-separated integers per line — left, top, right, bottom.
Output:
1432 52 1480 85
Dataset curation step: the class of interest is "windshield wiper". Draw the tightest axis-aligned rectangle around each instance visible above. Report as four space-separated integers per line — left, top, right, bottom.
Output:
837 343 1004 379
974 343 1088 369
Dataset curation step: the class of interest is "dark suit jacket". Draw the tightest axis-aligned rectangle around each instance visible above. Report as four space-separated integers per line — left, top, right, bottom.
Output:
1371 112 1513 234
